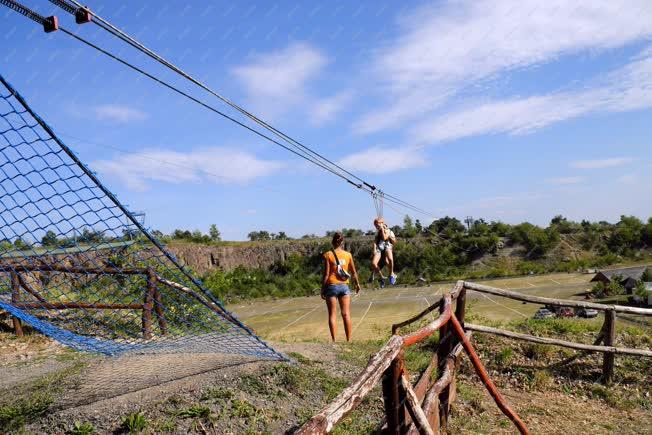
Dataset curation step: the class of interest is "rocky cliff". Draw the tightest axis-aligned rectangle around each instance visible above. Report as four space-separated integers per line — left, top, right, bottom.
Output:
166 240 324 275
166 238 376 275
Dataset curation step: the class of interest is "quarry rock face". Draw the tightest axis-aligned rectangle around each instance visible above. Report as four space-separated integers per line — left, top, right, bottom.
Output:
166 238 374 275
167 240 324 275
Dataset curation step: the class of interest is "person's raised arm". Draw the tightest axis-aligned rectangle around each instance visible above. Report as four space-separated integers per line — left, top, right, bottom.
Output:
380 223 390 241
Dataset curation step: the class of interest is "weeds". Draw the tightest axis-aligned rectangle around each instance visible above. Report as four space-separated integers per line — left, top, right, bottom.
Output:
200 387 234 403
121 412 148 434
0 393 53 432
174 405 211 419
494 347 513 366
68 421 95 435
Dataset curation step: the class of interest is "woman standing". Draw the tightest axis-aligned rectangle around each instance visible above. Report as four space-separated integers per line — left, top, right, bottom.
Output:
321 232 361 342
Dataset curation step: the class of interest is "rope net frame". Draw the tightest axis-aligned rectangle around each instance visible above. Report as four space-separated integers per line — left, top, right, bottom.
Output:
0 74 284 361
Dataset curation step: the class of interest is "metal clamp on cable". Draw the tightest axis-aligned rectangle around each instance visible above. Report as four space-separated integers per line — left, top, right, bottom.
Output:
43 15 58 32
75 7 92 24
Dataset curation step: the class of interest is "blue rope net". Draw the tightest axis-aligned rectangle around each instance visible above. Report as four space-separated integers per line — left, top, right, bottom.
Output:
0 73 284 361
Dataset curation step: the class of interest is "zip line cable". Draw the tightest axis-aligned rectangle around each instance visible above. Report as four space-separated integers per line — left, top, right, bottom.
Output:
2 0 437 220
49 0 438 218
50 0 377 191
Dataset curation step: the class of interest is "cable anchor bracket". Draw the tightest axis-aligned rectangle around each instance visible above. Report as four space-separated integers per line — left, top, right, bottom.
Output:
43 15 58 32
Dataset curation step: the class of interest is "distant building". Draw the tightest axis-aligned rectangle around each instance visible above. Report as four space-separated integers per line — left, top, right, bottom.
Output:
590 265 651 301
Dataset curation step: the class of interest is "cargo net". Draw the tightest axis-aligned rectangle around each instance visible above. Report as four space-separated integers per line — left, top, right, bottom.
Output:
0 74 284 363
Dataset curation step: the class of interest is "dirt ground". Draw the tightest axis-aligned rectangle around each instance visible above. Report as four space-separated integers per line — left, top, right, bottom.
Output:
230 272 594 342
2 272 651 434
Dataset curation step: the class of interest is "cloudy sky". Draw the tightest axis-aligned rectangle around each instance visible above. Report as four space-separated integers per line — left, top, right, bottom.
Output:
1 0 651 239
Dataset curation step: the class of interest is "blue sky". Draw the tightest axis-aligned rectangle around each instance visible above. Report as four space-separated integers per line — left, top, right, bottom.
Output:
1 0 651 240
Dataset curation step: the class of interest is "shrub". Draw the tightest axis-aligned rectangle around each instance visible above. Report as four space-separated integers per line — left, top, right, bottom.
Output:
69 421 95 435
121 412 147 434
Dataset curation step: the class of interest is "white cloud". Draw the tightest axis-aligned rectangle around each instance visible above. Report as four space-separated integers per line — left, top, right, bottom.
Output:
409 50 652 144
571 157 633 169
309 91 354 126
92 148 283 191
338 147 426 174
356 0 652 134
94 105 148 123
545 176 585 185
231 43 328 118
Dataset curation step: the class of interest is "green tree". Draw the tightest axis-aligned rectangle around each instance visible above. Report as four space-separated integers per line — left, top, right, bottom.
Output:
13 237 29 250
642 267 652 282
510 223 559 258
41 230 59 247
248 230 271 241
415 219 423 234
643 218 652 246
274 231 290 240
402 215 418 238
209 224 221 241
608 215 644 253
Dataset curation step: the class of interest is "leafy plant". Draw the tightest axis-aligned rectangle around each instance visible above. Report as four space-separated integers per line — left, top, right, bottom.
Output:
69 421 95 435
121 412 148 433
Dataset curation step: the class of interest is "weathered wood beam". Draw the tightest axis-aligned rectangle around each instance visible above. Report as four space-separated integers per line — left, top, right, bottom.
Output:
392 281 463 334
403 294 452 347
450 316 530 435
12 302 143 309
462 281 652 316
465 323 652 358
15 272 48 303
401 375 435 435
602 309 616 384
6 264 147 275
296 335 404 434
148 267 167 335
10 271 23 337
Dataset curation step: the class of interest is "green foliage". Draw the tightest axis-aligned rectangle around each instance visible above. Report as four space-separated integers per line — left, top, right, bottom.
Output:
247 230 292 241
174 406 211 419
634 280 648 299
121 412 148 433
642 267 652 282
203 256 321 302
608 215 645 254
69 421 95 435
494 347 513 366
0 393 53 431
209 224 221 241
510 222 559 258
173 214 652 302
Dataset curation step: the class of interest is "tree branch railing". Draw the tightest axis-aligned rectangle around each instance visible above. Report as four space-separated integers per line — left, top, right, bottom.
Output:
297 283 530 435
1 263 166 338
297 279 652 434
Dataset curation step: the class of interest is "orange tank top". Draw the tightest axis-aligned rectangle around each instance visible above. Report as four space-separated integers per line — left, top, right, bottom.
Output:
324 249 353 285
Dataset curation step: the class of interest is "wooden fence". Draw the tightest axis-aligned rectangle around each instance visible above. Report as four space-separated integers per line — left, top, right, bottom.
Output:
296 280 652 434
3 263 167 339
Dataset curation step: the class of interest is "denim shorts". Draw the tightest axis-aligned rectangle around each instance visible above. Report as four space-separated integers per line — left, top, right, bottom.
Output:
323 284 351 297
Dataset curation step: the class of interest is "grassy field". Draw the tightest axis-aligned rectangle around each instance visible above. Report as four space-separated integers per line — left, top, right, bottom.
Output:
229 272 596 342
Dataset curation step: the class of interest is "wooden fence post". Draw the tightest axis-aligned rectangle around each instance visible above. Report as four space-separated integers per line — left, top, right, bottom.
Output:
602 309 616 385
437 302 453 432
449 287 467 405
148 267 167 335
142 272 155 340
382 351 406 434
10 271 24 337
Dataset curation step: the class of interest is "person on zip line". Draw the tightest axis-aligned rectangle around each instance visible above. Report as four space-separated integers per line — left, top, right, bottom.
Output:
321 232 361 342
370 217 397 287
